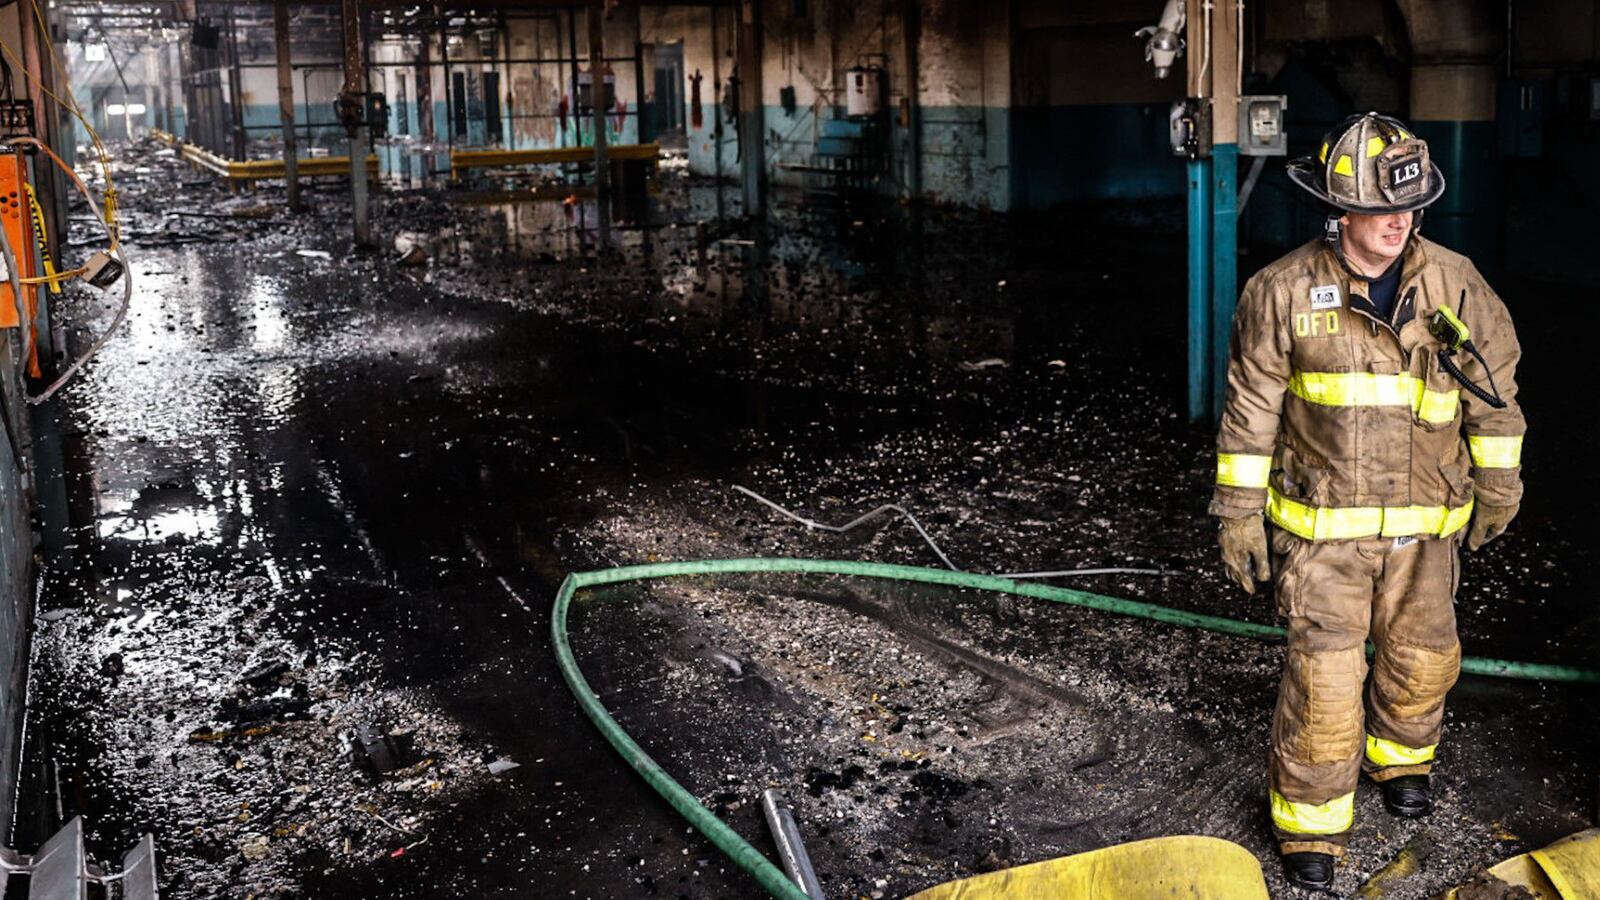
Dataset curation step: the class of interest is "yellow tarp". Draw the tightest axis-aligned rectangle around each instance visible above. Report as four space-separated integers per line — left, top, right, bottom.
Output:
1533 829 1600 899
1442 828 1600 900
904 835 1269 900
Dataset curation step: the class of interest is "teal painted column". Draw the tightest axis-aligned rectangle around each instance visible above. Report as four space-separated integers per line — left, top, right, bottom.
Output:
1209 143 1239 418
1187 157 1213 422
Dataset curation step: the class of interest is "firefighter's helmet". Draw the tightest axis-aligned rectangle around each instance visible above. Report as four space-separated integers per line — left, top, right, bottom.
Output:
1287 112 1445 214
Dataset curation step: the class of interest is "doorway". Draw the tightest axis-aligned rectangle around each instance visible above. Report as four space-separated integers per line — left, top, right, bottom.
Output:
648 42 684 146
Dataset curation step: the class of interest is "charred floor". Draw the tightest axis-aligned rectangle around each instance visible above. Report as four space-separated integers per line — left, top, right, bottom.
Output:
4 137 1594 899
0 1 1595 900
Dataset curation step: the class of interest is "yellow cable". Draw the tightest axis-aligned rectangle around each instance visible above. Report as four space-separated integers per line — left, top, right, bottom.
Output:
4 134 118 272
28 0 106 156
4 0 120 240
0 38 109 172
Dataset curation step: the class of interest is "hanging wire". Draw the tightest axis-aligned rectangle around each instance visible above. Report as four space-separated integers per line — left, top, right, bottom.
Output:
732 485 1168 581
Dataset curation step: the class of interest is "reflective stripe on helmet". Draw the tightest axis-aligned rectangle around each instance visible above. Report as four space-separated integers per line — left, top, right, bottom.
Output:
1286 371 1459 423
1366 136 1387 158
1267 488 1474 541
1216 453 1272 488
1366 735 1436 768
1271 790 1354 836
1333 155 1355 177
1468 434 1523 468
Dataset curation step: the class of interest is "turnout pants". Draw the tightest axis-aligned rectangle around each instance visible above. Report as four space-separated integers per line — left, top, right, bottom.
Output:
1267 530 1462 857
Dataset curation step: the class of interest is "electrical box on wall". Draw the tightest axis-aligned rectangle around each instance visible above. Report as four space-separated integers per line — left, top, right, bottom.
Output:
1170 98 1210 159
846 67 883 119
366 93 389 138
1238 95 1287 156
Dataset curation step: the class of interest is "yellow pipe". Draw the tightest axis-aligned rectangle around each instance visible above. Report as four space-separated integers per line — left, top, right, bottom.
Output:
165 135 376 182
449 143 660 179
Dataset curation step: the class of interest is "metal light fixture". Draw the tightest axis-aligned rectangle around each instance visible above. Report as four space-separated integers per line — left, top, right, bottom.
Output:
1134 0 1186 80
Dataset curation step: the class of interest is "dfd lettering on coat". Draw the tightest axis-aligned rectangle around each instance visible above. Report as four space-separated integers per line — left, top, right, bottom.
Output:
1294 310 1341 338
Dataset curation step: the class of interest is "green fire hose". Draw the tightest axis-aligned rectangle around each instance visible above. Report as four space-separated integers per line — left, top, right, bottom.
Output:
551 557 1600 899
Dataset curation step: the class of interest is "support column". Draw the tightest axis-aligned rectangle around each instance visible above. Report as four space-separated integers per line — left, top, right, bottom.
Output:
1208 0 1240 418
632 5 645 145
901 0 921 201
710 3 724 219
159 44 175 135
226 11 247 159
1187 158 1212 422
440 5 455 151
179 40 198 141
142 54 155 137
735 0 764 218
1184 0 1210 422
339 0 371 246
1184 0 1241 422
273 0 299 210
566 8 580 148
416 26 434 146
588 1 609 246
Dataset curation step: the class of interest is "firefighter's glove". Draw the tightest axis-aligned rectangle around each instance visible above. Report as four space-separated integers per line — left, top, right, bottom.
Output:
1218 514 1271 595
1466 501 1518 551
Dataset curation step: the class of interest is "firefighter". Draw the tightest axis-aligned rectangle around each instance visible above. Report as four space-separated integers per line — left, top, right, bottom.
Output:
1209 112 1526 891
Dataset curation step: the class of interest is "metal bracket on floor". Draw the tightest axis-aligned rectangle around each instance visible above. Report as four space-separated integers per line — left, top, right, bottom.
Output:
0 817 158 900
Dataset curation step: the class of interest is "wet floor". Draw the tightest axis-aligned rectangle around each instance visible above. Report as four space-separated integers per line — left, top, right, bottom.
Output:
14 141 1599 898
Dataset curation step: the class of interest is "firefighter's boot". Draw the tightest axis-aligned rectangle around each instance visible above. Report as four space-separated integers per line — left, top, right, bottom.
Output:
1380 774 1431 818
1283 851 1336 892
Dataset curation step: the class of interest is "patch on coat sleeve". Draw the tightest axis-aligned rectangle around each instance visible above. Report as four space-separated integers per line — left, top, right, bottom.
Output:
1310 284 1342 310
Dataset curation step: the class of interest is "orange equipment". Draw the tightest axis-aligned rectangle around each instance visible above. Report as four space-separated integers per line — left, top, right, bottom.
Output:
0 149 40 375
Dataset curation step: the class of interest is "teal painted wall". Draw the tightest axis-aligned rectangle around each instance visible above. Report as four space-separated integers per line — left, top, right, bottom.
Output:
685 101 737 179
757 104 1011 209
1010 102 1181 209
215 98 1194 216
1502 78 1600 288
1413 120 1500 270
687 101 1172 211
235 98 636 177
918 106 1011 210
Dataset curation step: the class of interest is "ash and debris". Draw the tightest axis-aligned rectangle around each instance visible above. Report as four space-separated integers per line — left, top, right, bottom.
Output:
17 138 1597 899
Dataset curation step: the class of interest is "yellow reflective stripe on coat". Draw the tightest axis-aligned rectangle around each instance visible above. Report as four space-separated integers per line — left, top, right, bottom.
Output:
1267 487 1474 541
1270 790 1354 836
1217 453 1271 488
1366 735 1436 768
1468 434 1523 469
1287 371 1459 424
